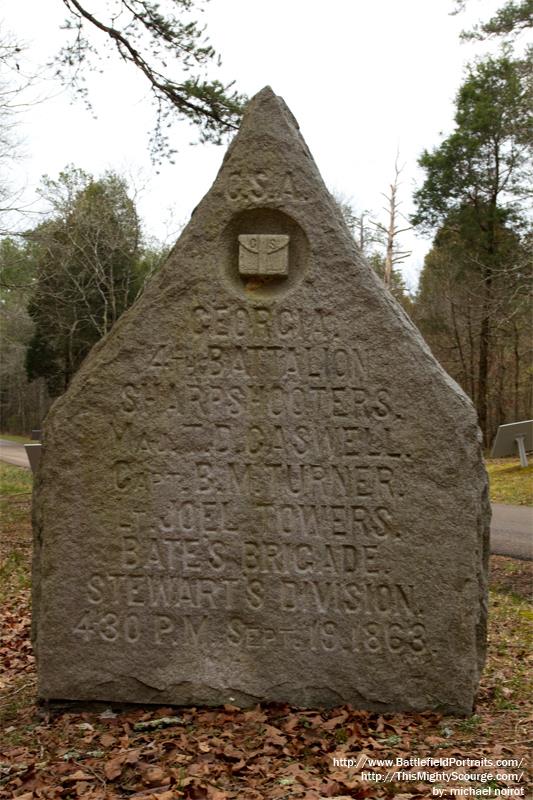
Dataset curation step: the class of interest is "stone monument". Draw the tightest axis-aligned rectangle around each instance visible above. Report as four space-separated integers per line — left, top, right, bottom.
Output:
32 87 489 713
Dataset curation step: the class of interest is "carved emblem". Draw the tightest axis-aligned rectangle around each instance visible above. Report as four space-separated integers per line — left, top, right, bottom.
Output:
238 234 289 276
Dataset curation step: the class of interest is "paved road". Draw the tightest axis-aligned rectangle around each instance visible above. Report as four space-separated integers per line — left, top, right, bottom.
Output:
0 440 531 559
491 503 533 561
0 438 31 468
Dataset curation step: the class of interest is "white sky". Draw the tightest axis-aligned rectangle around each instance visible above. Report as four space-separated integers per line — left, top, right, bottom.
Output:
2 0 505 291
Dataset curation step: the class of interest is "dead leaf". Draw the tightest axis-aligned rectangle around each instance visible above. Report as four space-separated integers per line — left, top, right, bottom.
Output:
104 755 123 780
242 707 267 723
317 780 343 797
125 748 141 764
222 744 244 760
264 724 287 746
62 770 95 782
207 789 229 800
283 715 300 733
145 765 168 784
322 712 349 731
425 735 445 746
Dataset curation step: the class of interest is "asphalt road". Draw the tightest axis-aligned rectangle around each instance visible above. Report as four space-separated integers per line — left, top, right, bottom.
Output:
0 438 31 468
1 440 531 560
491 503 533 561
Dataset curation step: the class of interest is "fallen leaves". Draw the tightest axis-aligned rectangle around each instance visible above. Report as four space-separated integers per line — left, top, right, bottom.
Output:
61 770 95 782
144 764 169 784
1 553 532 799
99 732 116 748
103 754 124 780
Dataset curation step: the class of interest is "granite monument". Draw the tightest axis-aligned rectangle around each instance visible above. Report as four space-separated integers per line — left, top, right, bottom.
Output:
32 87 490 713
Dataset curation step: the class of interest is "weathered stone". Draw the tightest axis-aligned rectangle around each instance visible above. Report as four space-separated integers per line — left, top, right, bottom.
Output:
238 234 289 276
32 87 489 713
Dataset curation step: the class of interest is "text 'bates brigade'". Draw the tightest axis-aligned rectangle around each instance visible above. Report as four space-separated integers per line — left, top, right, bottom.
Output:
33 87 489 714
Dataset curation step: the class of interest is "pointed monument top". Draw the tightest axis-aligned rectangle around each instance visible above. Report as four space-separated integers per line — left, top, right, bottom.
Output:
251 84 276 99
219 85 304 171
34 86 489 715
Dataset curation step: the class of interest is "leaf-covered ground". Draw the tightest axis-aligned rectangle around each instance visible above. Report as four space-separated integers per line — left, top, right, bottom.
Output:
1 462 531 798
1 548 531 800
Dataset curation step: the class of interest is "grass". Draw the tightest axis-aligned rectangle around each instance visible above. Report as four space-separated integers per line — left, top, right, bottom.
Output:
0 462 33 496
0 432 32 444
0 463 33 562
485 456 533 505
0 550 31 601
482 576 533 713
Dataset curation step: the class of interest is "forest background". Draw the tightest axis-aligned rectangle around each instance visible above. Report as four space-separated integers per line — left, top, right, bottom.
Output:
0 0 531 447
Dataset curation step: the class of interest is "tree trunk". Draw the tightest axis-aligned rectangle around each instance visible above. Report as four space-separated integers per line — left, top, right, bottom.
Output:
384 184 396 289
513 321 520 420
477 271 492 445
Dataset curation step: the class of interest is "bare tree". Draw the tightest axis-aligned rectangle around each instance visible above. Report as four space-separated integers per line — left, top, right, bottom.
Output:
0 34 25 233
371 155 412 289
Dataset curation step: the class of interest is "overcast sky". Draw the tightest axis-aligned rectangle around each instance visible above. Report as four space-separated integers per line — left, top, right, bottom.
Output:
2 0 504 290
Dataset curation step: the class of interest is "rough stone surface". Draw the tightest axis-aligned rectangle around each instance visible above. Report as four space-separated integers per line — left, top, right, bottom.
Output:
32 87 490 713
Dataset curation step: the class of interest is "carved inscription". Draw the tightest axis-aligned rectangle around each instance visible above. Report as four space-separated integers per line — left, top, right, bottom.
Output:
34 86 488 716
74 300 425 656
224 170 305 204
